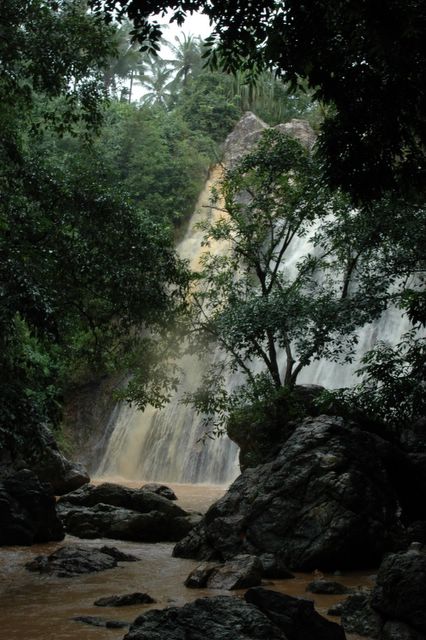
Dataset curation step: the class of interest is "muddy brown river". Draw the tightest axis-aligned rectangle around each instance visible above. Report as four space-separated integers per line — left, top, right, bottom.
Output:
0 482 374 640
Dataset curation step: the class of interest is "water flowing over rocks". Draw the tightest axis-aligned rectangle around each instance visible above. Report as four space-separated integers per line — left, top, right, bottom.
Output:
174 416 401 570
123 589 345 640
57 482 201 542
25 544 136 577
0 469 64 545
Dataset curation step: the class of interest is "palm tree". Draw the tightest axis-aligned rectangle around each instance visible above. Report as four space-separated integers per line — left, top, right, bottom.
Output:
103 21 144 101
139 58 174 108
167 33 203 89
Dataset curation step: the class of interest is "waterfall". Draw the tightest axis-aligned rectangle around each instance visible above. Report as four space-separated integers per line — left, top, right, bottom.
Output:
96 166 240 485
95 118 413 486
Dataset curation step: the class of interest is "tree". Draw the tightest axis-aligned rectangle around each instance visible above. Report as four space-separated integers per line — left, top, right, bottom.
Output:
0 1 188 450
184 129 424 432
139 57 174 107
167 33 203 89
90 0 426 203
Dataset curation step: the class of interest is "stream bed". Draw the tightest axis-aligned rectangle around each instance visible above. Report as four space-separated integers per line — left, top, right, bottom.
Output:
0 482 373 640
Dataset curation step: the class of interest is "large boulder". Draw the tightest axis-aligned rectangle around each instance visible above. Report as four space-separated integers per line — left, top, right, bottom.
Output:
341 591 382 638
371 549 426 635
57 482 200 542
223 112 268 167
124 595 287 640
124 591 345 640
0 469 64 545
174 416 400 570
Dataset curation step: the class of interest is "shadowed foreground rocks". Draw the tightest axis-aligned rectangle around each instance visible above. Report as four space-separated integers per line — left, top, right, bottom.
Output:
123 589 345 640
342 549 426 639
0 469 64 545
174 416 400 570
57 482 200 542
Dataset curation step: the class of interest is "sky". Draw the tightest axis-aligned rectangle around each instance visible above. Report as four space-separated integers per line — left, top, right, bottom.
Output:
130 10 213 100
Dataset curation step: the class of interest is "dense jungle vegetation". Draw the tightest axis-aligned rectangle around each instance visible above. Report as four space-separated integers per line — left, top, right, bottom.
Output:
0 0 424 455
0 0 321 451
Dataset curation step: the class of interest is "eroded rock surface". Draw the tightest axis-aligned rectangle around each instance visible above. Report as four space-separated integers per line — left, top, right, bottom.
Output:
185 555 262 590
175 416 400 570
95 593 155 607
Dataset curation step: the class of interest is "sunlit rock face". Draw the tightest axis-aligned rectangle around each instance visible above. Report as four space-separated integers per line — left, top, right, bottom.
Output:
223 111 268 167
274 118 317 150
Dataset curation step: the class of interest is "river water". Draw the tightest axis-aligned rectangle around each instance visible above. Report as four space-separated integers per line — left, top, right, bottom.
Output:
0 483 373 640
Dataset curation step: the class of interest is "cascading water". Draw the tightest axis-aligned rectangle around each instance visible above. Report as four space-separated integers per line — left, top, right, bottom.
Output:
95 115 413 485
96 166 240 484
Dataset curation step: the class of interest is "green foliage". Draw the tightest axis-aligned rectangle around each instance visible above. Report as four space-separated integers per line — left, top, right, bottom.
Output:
101 0 426 202
320 331 426 428
183 128 423 433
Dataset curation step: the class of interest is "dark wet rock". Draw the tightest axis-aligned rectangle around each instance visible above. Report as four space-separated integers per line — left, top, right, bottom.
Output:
258 553 295 579
58 502 198 542
94 593 155 607
58 482 186 518
328 603 343 617
99 545 139 562
185 555 262 590
73 616 129 629
227 384 325 470
210 555 263 590
307 580 351 595
57 483 200 542
123 595 287 640
19 424 89 495
142 483 177 501
245 587 346 640
381 620 425 640
341 592 382 638
405 521 426 546
0 469 64 545
185 562 217 588
175 416 400 570
371 549 426 635
25 544 132 577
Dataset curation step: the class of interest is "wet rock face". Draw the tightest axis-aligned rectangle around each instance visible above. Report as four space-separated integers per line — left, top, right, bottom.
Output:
306 580 351 595
0 469 64 545
16 424 89 495
57 482 200 542
371 550 426 635
124 595 288 640
245 587 346 640
25 545 128 577
185 555 263 590
174 416 400 571
341 592 382 638
141 483 177 501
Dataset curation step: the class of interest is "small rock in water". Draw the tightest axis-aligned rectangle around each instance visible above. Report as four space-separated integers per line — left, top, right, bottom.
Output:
26 545 118 577
306 579 351 595
185 562 216 588
185 555 263 591
72 616 129 629
99 545 140 562
142 483 177 501
94 593 155 607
